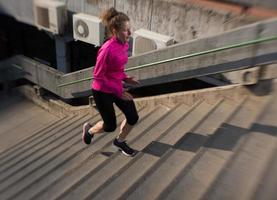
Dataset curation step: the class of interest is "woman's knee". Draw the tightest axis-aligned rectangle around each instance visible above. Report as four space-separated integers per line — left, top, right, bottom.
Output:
127 114 139 126
103 123 117 132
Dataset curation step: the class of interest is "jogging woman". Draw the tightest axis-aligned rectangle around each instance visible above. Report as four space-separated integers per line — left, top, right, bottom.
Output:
82 7 139 157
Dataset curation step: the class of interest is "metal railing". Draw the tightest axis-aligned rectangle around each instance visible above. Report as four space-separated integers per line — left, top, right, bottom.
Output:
57 35 277 87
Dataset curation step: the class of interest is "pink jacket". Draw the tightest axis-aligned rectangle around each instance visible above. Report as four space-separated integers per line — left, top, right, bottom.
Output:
92 36 128 98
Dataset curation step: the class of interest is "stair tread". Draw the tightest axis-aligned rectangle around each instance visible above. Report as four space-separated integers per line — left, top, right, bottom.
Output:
55 105 185 200
164 96 271 200
117 98 239 200
204 95 277 200
13 106 162 200
91 99 231 199
0 114 93 199
0 89 276 200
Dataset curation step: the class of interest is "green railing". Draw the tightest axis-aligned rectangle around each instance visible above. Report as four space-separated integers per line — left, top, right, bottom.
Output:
58 35 277 87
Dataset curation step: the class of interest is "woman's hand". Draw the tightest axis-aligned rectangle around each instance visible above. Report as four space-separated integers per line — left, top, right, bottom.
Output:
121 91 133 101
124 76 140 86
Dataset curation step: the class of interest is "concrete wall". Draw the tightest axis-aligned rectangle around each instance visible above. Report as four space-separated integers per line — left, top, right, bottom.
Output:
3 18 277 99
125 0 252 41
0 0 256 42
224 0 277 9
0 0 34 25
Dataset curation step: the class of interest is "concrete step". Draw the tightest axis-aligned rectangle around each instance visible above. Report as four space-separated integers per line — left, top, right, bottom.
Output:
0 96 34 124
57 100 222 200
7 115 106 200
89 100 220 200
0 89 275 200
0 114 85 177
0 115 73 163
0 99 59 152
10 106 163 200
162 96 269 200
164 100 223 145
252 147 277 200
118 98 241 200
82 103 194 200
0 99 43 133
0 114 93 199
203 95 277 200
54 104 186 200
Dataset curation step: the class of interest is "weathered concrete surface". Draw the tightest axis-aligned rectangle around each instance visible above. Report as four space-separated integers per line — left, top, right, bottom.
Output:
0 80 276 200
225 0 277 10
0 0 259 42
0 0 34 25
1 18 277 99
0 91 59 153
67 17 277 94
146 0 251 41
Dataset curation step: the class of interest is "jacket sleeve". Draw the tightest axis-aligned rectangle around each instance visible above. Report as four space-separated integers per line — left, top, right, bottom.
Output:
93 48 109 80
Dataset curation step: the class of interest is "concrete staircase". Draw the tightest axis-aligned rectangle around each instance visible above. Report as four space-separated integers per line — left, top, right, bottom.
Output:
0 89 276 200
0 92 60 153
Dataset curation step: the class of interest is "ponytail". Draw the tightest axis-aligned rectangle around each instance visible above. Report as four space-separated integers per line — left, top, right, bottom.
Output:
101 7 129 38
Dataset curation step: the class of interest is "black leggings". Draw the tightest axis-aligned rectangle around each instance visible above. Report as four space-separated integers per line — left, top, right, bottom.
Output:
92 89 139 132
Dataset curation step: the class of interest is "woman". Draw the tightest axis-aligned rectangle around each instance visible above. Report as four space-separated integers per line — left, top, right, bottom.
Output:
82 7 139 157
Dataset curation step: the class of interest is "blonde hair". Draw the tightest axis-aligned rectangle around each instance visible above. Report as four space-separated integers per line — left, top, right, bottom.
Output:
101 7 129 38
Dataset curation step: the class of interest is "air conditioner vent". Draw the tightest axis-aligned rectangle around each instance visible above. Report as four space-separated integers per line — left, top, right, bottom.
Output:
73 13 105 46
74 20 89 38
36 7 50 28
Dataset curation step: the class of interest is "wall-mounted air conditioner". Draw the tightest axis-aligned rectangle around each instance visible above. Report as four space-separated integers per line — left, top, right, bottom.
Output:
73 13 105 46
33 0 67 35
132 29 174 56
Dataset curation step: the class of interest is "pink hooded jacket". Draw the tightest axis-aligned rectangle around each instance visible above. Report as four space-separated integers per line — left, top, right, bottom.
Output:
92 36 129 98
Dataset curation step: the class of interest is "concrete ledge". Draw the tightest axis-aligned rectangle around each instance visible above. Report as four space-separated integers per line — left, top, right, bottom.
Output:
134 84 245 108
134 78 277 108
2 17 277 99
12 77 277 118
16 85 96 117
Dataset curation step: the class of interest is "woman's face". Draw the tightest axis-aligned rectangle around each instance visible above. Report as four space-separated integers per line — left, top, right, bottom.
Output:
115 21 131 44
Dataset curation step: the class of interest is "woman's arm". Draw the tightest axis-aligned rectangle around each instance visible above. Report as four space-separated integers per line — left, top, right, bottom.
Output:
124 76 140 85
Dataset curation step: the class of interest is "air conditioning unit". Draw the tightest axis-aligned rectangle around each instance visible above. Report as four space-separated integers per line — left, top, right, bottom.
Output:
73 13 105 46
33 0 67 34
132 29 174 56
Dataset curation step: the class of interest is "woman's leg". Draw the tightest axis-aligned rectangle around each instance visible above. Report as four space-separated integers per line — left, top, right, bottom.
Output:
117 119 133 141
92 90 117 132
114 98 139 141
112 98 138 156
82 90 117 144
88 121 104 134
